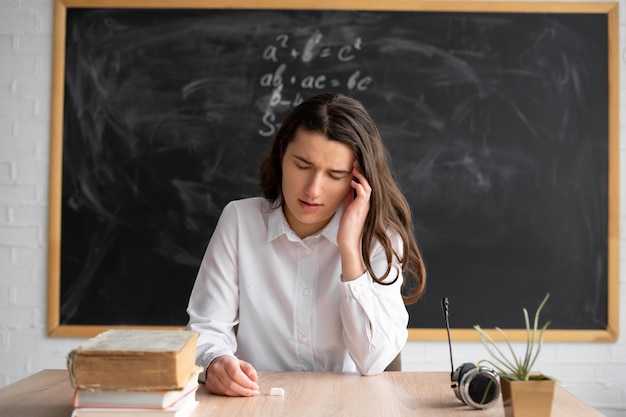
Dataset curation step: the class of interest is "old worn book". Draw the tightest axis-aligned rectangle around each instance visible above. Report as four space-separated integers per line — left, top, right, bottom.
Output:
73 368 201 409
70 393 199 417
67 330 199 391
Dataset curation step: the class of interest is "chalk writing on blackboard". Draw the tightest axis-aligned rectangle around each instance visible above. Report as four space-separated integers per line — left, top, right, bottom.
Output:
258 31 373 137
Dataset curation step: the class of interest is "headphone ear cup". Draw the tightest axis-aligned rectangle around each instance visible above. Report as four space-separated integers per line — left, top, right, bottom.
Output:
452 363 478 403
458 365 501 409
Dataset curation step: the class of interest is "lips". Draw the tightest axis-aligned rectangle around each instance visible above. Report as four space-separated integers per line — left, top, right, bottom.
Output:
298 199 321 212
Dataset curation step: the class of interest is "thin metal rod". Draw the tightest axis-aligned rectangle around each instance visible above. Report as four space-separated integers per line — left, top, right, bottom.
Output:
442 297 455 378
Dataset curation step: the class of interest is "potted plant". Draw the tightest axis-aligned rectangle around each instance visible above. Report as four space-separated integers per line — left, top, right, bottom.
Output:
474 293 555 417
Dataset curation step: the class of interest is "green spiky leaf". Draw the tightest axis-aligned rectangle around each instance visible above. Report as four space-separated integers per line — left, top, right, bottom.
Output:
475 293 550 381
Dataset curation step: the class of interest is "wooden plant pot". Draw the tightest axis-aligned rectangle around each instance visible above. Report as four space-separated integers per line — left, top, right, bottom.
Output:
500 376 556 417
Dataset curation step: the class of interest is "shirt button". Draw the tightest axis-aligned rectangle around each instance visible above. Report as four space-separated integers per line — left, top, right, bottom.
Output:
300 336 308 344
304 247 312 254
301 288 310 296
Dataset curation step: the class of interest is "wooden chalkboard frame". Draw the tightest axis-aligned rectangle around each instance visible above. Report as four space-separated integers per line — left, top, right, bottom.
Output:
47 0 619 342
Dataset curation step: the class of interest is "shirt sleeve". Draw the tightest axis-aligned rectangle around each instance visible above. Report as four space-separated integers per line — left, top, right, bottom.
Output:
339 232 409 375
186 202 240 370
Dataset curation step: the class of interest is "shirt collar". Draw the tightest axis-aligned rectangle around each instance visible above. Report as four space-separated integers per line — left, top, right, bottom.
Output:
267 202 343 246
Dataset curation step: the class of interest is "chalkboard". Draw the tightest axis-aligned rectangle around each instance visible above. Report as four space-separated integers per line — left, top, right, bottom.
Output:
47 0 619 341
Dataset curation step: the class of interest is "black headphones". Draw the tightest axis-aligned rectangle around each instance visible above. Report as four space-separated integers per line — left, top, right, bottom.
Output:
442 298 501 409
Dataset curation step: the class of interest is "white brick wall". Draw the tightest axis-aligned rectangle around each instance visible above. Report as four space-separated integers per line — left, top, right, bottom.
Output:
0 1 624 416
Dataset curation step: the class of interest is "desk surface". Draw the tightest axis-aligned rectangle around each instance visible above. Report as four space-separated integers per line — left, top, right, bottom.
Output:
0 369 603 417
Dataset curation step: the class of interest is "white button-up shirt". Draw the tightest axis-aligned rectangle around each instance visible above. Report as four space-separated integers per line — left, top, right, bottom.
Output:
186 197 409 375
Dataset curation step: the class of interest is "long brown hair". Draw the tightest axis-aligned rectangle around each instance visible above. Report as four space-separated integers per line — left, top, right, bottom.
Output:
259 92 425 304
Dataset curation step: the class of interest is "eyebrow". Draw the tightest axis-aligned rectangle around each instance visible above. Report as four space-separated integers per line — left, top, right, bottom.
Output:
292 155 352 175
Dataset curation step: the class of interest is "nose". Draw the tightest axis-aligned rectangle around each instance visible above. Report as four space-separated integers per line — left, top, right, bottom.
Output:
304 172 323 199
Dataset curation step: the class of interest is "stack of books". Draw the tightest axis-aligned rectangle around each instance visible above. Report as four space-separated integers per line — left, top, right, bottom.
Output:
67 329 202 417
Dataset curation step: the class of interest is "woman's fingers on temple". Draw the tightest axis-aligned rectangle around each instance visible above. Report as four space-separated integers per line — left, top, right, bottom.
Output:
352 170 371 198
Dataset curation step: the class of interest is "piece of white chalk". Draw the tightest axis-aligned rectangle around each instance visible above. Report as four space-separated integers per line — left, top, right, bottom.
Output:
269 387 285 396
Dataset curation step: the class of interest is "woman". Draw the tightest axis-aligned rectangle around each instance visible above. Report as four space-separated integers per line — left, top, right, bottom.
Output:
186 92 426 396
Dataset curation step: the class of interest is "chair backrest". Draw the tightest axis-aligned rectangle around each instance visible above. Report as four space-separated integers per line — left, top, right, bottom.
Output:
384 353 402 371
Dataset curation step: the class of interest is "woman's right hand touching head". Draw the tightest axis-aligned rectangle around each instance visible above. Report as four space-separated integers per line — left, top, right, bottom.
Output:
204 355 260 397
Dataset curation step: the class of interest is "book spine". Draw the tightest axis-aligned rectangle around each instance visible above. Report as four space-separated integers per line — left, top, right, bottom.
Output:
67 349 79 388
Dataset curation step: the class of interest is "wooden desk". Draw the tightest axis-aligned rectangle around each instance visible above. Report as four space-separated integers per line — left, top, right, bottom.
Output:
0 370 604 417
